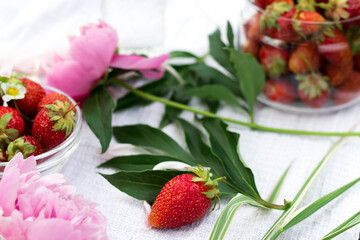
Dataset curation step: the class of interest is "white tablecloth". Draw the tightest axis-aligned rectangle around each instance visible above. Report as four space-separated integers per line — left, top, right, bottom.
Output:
1 1 360 239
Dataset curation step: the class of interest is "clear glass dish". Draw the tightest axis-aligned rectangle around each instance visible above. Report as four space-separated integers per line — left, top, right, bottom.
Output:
0 85 82 177
240 0 360 113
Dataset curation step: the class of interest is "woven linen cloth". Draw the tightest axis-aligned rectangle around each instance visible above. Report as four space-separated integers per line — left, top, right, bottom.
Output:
0 0 359 239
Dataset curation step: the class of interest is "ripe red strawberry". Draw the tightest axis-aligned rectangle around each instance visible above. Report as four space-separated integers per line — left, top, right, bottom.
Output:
293 11 325 36
260 3 301 42
264 79 297 103
244 13 263 42
354 53 360 70
318 29 352 66
255 0 294 9
148 167 223 228
242 40 260 58
32 100 76 151
325 61 353 86
259 45 289 78
15 78 45 118
6 136 43 161
37 92 75 113
297 73 331 108
0 106 24 149
289 42 321 74
333 70 360 105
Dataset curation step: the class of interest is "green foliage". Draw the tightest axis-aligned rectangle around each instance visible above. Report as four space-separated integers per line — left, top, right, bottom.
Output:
99 118 283 207
83 86 115 153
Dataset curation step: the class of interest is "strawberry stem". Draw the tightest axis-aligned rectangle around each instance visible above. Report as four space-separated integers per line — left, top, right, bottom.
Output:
115 79 360 137
64 102 79 116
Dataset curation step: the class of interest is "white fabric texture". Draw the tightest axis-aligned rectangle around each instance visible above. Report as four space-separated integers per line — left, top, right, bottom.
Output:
0 0 360 239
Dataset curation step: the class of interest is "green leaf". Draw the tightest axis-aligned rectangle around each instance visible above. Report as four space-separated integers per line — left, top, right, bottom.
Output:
202 118 260 199
210 194 267 240
263 137 351 240
268 163 292 203
100 170 184 204
113 124 195 164
190 63 242 97
228 49 265 112
322 211 360 240
159 93 190 128
281 177 360 232
115 79 168 112
98 155 186 172
227 21 235 49
209 29 234 74
83 86 115 153
170 51 199 59
182 84 244 109
178 119 238 197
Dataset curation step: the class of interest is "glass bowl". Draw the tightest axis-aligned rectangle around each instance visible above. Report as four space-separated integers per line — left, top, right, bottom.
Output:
240 0 360 113
0 85 82 177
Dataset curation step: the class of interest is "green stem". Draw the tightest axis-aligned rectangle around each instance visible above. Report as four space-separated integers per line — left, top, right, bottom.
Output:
116 80 360 137
198 52 210 62
256 198 289 211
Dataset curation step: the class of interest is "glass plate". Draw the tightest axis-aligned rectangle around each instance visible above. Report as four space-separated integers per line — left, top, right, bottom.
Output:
258 93 360 114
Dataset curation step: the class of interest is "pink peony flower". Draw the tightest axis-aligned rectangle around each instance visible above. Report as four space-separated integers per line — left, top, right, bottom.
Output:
0 153 108 240
46 20 170 102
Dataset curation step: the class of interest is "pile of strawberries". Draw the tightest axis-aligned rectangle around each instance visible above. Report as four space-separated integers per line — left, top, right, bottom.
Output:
0 75 76 162
244 0 360 108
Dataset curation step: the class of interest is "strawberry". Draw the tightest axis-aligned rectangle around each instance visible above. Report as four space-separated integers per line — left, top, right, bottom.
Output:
320 0 360 21
354 53 360 70
297 73 331 108
6 136 43 161
264 79 297 103
0 106 24 149
37 92 75 113
242 40 260 58
260 3 301 42
148 166 223 228
333 70 360 104
255 0 294 9
244 13 263 42
15 78 45 118
318 29 352 66
293 11 325 36
259 45 289 78
289 42 321 74
325 61 353 86
32 100 76 151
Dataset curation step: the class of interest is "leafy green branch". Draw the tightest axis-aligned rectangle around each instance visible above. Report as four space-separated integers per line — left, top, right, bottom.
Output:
98 117 289 210
82 21 360 155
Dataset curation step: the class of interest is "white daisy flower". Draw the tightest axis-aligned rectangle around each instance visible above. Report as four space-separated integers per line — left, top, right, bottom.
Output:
1 83 26 103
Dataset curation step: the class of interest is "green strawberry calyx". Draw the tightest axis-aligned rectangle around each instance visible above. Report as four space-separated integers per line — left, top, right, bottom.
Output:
187 165 225 210
6 137 36 160
318 0 350 21
296 0 317 11
260 2 293 31
45 100 77 137
267 56 287 78
0 113 19 150
296 73 330 99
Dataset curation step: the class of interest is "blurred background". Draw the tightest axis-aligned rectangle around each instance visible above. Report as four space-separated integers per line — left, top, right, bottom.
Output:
0 0 244 70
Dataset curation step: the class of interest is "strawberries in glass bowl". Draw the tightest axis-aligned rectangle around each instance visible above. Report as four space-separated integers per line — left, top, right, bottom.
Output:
0 76 82 177
241 0 360 112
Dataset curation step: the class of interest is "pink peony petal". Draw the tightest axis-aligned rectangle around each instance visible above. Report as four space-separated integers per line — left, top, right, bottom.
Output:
27 219 81 240
46 20 118 101
110 54 169 80
0 153 108 239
